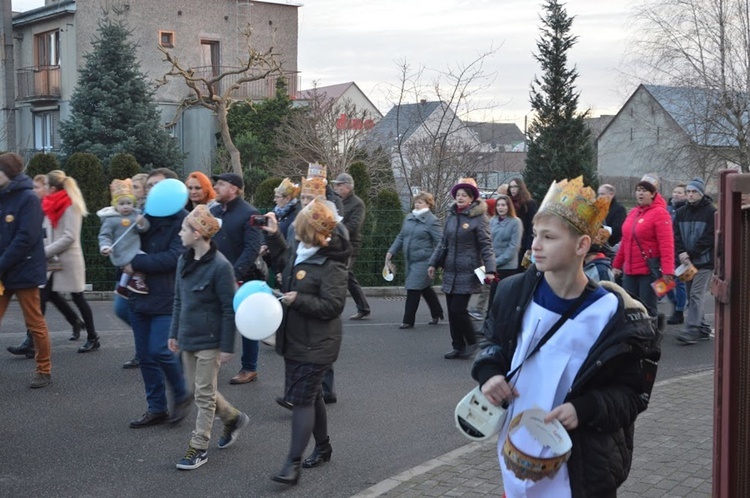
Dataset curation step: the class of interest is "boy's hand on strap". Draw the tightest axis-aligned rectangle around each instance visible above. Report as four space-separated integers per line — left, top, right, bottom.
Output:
481 375 519 406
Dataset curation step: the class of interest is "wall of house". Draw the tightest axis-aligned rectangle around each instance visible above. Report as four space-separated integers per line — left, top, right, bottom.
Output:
598 87 696 184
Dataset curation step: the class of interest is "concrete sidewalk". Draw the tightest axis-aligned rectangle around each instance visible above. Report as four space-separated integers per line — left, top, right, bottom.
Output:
354 371 714 498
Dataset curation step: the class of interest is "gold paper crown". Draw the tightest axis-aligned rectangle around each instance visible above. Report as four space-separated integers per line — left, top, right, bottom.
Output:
538 176 611 239
275 178 300 198
300 176 327 197
186 204 221 238
307 162 327 180
110 179 136 206
299 197 336 238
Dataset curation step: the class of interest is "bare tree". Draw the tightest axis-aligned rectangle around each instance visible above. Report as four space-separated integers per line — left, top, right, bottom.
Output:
629 0 750 173
156 28 282 175
273 87 381 179
375 51 498 213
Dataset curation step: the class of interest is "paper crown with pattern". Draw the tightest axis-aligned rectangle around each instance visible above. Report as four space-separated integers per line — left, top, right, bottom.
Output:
186 204 221 238
306 162 327 180
110 178 136 206
300 176 327 198
275 178 300 198
299 197 336 238
538 176 611 240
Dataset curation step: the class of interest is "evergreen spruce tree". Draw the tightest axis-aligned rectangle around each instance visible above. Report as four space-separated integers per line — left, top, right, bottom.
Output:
60 17 183 170
523 0 596 202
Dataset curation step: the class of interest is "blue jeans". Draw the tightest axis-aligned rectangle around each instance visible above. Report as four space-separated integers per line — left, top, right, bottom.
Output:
130 311 187 413
666 279 687 312
113 292 131 326
240 336 259 372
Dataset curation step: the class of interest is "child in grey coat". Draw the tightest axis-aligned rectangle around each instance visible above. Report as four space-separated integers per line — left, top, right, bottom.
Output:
168 204 249 470
97 179 150 297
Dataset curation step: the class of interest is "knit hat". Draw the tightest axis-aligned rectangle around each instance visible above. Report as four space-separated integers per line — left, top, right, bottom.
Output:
110 179 136 206
275 178 300 198
450 178 480 200
636 173 660 194
538 176 611 241
300 176 327 198
298 197 337 238
687 178 705 196
186 204 221 238
0 153 25 180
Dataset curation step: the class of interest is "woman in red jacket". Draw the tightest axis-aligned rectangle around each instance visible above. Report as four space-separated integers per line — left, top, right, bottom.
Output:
613 173 675 316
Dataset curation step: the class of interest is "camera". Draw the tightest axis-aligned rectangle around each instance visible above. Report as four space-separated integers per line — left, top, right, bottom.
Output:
250 214 268 227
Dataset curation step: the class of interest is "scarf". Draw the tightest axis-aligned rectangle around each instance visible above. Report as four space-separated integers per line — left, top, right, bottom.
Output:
295 243 321 265
412 207 429 216
42 189 73 228
274 198 298 219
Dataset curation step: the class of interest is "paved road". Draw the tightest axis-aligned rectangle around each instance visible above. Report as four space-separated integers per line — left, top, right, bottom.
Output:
0 293 714 497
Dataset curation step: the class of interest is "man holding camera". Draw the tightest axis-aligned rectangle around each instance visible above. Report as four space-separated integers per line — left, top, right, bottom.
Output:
210 173 264 384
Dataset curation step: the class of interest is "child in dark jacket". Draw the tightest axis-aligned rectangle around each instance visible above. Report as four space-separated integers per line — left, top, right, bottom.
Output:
168 205 249 470
472 177 661 497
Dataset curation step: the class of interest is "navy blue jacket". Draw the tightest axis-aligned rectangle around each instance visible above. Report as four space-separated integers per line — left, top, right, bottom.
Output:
674 195 715 270
210 196 262 281
0 174 47 290
130 210 187 315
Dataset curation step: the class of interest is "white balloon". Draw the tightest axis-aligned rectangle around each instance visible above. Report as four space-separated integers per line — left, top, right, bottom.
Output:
235 292 283 340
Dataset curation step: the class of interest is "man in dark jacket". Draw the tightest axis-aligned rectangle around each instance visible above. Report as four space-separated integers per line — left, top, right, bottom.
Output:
210 173 263 385
126 168 190 428
598 184 626 246
666 184 688 325
331 173 371 320
0 153 53 388
674 178 715 345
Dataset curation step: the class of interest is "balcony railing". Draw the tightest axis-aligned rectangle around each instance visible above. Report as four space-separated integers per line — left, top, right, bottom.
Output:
187 67 299 100
16 65 61 101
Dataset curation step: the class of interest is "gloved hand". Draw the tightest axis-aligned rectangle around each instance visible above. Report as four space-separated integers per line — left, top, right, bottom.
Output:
484 273 497 285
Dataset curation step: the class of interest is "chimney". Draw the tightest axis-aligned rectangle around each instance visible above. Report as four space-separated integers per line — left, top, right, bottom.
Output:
420 99 427 105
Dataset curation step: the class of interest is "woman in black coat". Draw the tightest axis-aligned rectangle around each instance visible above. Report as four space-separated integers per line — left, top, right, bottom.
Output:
263 198 351 486
428 178 496 360
508 177 538 268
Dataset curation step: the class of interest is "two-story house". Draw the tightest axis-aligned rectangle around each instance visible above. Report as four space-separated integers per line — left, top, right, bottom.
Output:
7 0 300 173
597 84 741 193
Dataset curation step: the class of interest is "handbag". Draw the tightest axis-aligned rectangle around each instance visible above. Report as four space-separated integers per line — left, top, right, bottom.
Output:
455 283 595 441
632 222 661 280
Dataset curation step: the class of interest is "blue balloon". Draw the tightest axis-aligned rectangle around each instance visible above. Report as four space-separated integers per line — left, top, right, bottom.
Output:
144 178 188 217
233 280 274 312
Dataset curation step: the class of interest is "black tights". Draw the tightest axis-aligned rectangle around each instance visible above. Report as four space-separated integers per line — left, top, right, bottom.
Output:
288 394 327 460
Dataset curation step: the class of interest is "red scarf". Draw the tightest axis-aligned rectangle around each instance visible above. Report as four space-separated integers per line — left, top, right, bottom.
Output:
42 189 73 228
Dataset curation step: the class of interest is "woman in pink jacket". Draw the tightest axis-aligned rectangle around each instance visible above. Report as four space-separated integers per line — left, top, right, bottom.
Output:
613 173 675 316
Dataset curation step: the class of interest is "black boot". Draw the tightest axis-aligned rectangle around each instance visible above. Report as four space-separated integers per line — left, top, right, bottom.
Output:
302 437 332 468
667 310 684 325
69 319 85 341
78 336 101 353
271 458 301 485
7 335 34 358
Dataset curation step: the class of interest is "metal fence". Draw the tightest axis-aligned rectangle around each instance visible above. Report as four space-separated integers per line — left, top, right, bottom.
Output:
79 208 427 291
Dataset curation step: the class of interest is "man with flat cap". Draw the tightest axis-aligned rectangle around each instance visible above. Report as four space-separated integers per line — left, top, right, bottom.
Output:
210 173 264 384
331 172 371 320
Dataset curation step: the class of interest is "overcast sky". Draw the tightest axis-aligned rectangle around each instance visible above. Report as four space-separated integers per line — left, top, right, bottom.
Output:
13 0 639 128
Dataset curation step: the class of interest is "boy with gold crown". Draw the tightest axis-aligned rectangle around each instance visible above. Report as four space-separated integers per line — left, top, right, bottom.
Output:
98 179 150 297
471 177 661 497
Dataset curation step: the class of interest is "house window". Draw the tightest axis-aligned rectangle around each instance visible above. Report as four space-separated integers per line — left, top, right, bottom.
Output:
159 31 175 48
34 111 58 151
35 30 60 67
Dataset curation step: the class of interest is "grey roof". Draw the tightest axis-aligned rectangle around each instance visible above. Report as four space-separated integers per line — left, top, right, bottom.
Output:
369 101 443 144
643 84 748 148
465 122 525 148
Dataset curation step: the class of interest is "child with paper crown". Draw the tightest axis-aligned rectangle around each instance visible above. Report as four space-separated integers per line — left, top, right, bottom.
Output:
471 176 661 497
97 179 151 297
168 205 250 470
